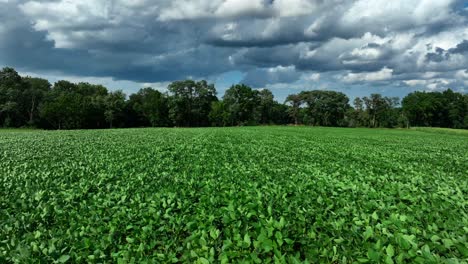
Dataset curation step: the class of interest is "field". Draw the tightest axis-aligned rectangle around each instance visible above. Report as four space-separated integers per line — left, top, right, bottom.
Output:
1 127 467 263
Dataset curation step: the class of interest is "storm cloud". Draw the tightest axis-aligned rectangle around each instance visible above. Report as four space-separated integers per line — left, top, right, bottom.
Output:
0 0 467 99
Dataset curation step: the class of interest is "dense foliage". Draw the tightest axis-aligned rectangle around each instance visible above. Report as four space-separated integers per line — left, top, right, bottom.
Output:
402 90 468 129
1 67 467 129
1 127 467 263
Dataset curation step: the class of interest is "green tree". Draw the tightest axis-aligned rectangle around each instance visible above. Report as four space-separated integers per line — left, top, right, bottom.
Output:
257 89 275 124
39 81 110 129
351 97 368 127
442 89 467 128
299 90 350 126
402 89 468 128
223 84 260 126
22 77 51 126
270 102 291 125
168 80 217 127
104 90 126 128
362 94 399 128
0 67 26 127
39 81 82 129
77 82 108 129
285 94 303 125
209 101 230 127
128 88 170 127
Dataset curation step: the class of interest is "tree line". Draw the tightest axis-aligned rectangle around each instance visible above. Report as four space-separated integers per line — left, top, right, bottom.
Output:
1 67 467 129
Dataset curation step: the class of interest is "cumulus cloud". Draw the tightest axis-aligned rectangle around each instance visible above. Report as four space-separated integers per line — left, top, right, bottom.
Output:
0 0 466 98
342 67 394 83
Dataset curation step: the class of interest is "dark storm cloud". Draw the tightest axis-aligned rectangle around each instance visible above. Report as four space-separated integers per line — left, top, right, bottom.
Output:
426 48 450 62
242 66 301 87
449 40 468 54
0 0 467 96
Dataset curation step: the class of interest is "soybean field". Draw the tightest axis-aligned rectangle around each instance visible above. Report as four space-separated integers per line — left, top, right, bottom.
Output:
1 127 467 263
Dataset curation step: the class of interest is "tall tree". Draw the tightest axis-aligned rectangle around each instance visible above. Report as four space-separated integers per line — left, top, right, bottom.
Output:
209 101 230 127
299 90 350 126
39 81 81 129
270 102 291 125
402 89 468 128
104 90 126 128
39 81 110 129
363 94 384 128
168 80 217 127
223 84 260 126
0 67 26 127
76 82 108 129
128 88 170 127
22 77 51 126
285 94 303 125
351 97 368 127
257 89 275 124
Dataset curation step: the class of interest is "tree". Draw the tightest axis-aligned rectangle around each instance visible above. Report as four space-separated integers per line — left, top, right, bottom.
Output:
351 97 368 127
361 94 401 128
77 82 108 129
223 84 260 126
39 81 110 129
22 77 51 126
168 80 217 127
209 101 230 127
442 89 467 128
285 94 303 125
128 88 170 127
39 81 82 129
402 89 468 128
0 67 26 127
3 66 468 130
104 90 126 128
257 89 275 124
270 102 291 125
299 90 350 126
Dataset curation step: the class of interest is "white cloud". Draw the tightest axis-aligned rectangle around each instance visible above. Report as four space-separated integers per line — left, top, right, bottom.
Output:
303 73 321 81
341 0 457 30
455 70 468 80
272 0 318 17
404 80 427 87
342 67 394 83
215 0 266 17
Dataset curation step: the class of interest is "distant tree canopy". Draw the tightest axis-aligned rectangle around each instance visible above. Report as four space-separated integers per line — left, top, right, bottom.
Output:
402 90 468 129
168 80 217 127
0 67 467 129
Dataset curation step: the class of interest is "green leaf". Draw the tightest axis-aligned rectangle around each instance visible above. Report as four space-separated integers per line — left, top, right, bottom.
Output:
384 255 394 264
372 211 379 220
386 244 395 257
57 255 70 263
364 226 374 241
244 233 251 247
442 239 454 248
262 239 275 253
367 248 380 262
197 257 210 264
455 244 468 257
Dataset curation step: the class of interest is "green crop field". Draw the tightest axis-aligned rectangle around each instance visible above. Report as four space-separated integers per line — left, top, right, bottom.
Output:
1 127 467 263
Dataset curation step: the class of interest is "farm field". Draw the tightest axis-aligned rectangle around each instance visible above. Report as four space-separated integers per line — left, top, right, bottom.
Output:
0 127 467 263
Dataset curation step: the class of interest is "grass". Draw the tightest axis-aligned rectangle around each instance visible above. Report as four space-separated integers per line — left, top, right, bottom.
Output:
0 127 467 263
410 127 468 136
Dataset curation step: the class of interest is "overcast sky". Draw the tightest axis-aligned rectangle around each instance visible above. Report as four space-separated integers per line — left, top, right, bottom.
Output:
1 0 467 101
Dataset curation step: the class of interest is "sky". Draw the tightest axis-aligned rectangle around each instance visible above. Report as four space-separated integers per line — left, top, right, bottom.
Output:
0 0 467 102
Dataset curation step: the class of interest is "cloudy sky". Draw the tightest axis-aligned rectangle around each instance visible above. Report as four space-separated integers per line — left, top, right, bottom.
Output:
1 0 467 101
